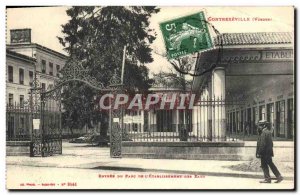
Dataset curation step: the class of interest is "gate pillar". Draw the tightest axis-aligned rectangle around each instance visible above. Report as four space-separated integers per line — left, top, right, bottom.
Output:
109 84 123 158
110 109 122 158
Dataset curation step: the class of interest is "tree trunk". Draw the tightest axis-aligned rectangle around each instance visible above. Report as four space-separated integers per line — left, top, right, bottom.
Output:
69 125 74 139
100 112 108 138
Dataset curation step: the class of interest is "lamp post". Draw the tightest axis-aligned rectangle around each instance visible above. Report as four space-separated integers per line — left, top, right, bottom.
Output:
109 45 127 158
121 45 127 85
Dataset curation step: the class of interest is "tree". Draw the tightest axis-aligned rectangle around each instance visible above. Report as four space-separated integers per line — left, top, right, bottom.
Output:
152 71 191 91
59 6 159 138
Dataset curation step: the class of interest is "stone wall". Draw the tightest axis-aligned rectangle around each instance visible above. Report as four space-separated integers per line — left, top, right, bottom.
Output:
6 141 31 156
122 141 245 161
243 141 294 162
122 141 294 161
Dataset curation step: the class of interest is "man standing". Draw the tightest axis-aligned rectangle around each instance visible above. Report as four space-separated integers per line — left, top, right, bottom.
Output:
256 119 283 183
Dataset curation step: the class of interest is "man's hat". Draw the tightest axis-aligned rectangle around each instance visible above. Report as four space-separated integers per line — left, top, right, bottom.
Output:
258 119 269 124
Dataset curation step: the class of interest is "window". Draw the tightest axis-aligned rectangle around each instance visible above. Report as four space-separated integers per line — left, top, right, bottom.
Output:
41 83 46 92
48 84 53 90
20 117 25 133
276 100 285 137
8 66 13 83
241 110 244 132
9 94 14 106
29 71 33 86
287 98 294 139
19 68 24 85
236 111 240 132
56 65 60 77
267 103 274 131
7 116 14 139
49 62 53 76
20 95 24 107
259 105 266 120
252 107 258 135
41 60 46 73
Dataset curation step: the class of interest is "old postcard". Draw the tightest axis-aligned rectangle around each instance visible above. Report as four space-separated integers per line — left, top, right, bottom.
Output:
5 6 295 190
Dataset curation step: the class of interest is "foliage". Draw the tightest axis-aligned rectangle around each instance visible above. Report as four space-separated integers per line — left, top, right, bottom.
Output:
152 71 192 91
59 6 159 135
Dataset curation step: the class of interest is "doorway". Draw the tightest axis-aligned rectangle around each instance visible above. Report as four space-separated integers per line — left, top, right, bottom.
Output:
287 98 294 139
276 100 285 138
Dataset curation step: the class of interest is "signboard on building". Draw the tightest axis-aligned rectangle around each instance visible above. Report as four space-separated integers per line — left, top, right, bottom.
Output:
132 116 143 123
124 115 133 124
123 115 143 124
10 29 31 44
262 50 294 61
113 118 120 123
160 12 213 59
32 119 40 130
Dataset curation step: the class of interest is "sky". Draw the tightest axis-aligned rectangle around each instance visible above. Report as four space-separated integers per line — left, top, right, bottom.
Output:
6 6 294 74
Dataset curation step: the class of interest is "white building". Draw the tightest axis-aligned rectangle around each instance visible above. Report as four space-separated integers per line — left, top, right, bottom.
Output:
7 35 68 95
6 29 68 140
6 49 36 106
191 32 294 140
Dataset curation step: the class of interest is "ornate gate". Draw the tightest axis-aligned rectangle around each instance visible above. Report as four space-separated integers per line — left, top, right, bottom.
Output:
29 58 124 157
40 87 63 156
29 73 63 157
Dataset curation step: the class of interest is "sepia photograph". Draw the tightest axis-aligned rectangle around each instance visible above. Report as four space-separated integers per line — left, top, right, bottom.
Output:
5 5 295 190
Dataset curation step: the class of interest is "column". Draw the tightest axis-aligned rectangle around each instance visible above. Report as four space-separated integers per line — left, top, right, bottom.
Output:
138 111 141 132
148 110 151 132
284 98 288 139
129 111 133 132
175 110 179 132
196 105 200 137
183 109 186 129
199 93 204 139
250 107 254 135
273 102 277 138
207 79 212 141
236 110 239 135
245 107 248 129
212 67 226 141
203 88 208 139
192 105 197 136
153 110 157 132
141 110 144 133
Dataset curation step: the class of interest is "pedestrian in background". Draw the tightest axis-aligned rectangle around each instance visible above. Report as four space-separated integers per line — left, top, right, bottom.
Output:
244 121 250 137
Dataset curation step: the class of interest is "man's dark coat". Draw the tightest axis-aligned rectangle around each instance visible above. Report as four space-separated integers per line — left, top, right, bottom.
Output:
256 127 274 157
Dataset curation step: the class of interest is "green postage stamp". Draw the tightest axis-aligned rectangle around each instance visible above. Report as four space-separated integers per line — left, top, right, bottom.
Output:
160 12 213 59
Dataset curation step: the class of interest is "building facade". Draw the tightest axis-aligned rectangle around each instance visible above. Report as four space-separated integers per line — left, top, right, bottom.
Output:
191 32 294 140
122 73 193 141
107 32 294 142
6 49 36 106
6 29 68 140
7 43 67 94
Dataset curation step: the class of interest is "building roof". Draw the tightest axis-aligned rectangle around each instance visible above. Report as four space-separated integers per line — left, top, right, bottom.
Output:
6 49 36 63
214 32 293 46
6 43 68 59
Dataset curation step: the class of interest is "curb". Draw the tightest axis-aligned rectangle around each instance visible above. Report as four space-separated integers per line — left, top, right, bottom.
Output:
7 162 294 181
92 165 294 180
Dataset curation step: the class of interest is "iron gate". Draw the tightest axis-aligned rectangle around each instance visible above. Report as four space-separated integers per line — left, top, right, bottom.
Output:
121 97 246 142
29 76 62 157
6 88 62 157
